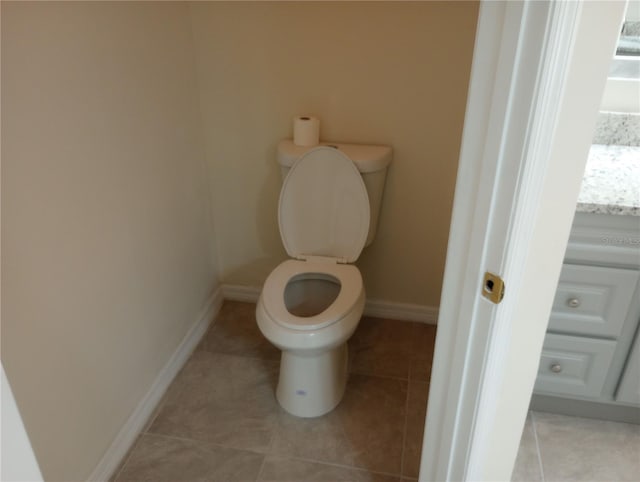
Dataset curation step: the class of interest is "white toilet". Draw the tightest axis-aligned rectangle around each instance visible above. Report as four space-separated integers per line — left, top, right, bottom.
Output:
256 140 392 417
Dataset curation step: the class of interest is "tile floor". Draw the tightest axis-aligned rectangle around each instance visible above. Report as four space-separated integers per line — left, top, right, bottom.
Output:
513 411 640 482
113 300 640 482
113 301 436 482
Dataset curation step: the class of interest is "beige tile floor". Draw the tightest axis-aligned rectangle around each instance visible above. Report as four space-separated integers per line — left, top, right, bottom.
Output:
114 301 436 482
113 300 640 482
513 411 640 482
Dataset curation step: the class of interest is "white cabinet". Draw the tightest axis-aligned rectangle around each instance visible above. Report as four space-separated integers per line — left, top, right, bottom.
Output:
548 264 639 338
535 334 617 398
532 212 640 421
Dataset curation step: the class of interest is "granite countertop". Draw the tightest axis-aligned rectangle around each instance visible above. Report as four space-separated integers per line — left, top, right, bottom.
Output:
577 144 640 216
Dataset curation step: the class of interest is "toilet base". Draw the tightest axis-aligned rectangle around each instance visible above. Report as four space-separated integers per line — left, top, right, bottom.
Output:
276 343 348 418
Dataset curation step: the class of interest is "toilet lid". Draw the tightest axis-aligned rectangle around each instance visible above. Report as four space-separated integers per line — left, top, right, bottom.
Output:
279 146 370 263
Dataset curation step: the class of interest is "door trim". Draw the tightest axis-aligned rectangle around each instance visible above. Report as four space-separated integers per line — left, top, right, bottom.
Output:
420 1 626 480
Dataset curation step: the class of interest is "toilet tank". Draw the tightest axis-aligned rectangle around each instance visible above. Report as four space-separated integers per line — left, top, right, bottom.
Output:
277 139 392 247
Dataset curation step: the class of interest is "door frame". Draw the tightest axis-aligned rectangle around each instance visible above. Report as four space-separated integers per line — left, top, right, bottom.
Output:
1 364 44 481
420 1 626 481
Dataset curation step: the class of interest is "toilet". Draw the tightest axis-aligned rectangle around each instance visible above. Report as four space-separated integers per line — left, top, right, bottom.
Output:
256 140 392 418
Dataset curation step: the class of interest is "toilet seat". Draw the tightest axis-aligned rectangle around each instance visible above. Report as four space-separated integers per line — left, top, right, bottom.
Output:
278 146 370 263
262 259 363 331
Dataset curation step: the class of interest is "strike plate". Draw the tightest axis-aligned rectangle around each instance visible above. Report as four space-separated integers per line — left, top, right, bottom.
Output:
482 272 505 304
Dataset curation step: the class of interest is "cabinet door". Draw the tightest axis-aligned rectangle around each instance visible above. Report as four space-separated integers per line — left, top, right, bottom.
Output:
616 331 640 405
534 333 616 398
548 264 639 338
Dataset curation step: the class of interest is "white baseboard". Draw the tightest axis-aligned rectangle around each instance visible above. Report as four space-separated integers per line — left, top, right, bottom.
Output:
88 287 224 482
221 284 438 325
221 284 262 303
363 299 439 324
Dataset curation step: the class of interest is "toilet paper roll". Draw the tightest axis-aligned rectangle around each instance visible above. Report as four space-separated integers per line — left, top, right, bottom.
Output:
293 115 320 147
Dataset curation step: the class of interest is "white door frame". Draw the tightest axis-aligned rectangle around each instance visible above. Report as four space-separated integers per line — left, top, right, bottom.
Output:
420 1 626 481
1 364 44 481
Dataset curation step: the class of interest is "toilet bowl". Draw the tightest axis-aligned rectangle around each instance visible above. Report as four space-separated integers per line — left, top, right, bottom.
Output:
256 259 365 417
257 142 391 418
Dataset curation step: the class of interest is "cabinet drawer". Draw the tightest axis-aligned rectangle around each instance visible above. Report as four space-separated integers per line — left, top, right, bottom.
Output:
534 333 616 399
548 264 639 338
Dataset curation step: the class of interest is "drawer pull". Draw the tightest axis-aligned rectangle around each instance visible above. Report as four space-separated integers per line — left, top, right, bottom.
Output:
567 298 581 308
550 363 563 373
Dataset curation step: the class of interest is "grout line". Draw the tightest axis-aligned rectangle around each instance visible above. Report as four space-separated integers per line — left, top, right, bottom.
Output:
113 397 167 480
141 432 271 481
255 454 268 482
255 429 276 482
349 367 410 382
194 347 281 364
140 387 171 434
141 431 268 457
400 379 411 478
145 431 403 479
530 412 546 482
277 453 403 478
109 435 142 482
198 344 415 384
141 431 201 443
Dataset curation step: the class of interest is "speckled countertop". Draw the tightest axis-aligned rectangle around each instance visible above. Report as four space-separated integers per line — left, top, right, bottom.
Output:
577 144 640 216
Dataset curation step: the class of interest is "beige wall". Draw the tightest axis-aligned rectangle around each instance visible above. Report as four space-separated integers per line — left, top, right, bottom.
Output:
2 1 477 478
190 1 478 306
1 2 217 480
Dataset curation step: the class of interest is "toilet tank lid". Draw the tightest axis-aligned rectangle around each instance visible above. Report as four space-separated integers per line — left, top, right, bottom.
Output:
277 139 392 173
